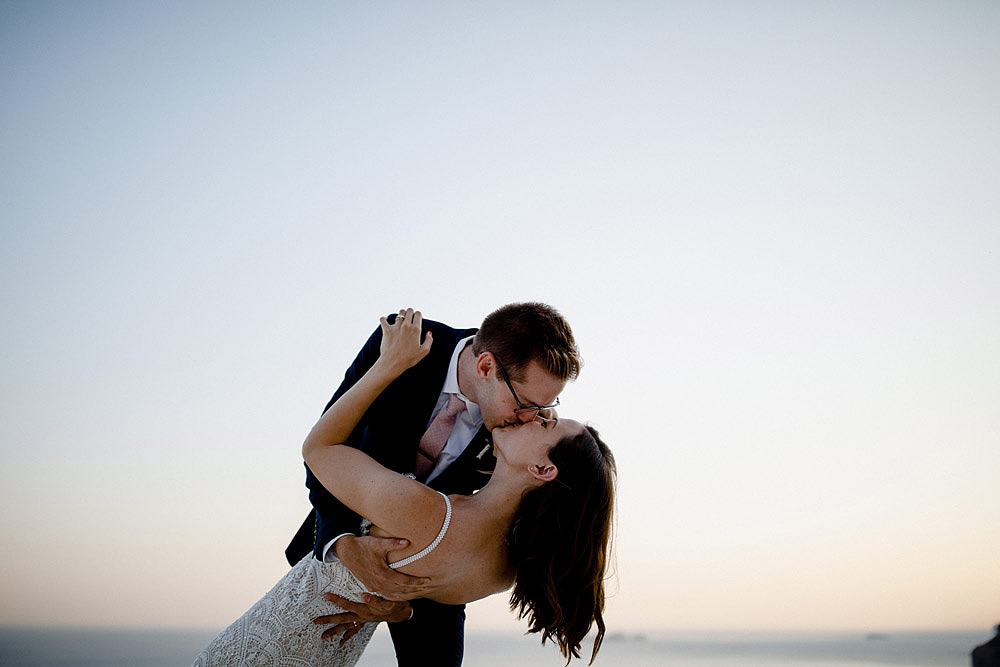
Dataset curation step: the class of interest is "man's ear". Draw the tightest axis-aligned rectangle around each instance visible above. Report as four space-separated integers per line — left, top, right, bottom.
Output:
475 352 494 379
530 462 558 483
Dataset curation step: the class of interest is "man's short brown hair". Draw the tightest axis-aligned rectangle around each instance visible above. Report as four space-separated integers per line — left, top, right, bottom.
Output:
472 302 581 382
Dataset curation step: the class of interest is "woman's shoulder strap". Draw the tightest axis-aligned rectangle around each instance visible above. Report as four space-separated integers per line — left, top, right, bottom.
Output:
387 491 452 569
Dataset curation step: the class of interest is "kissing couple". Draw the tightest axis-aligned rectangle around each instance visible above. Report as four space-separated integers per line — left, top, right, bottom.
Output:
193 303 616 665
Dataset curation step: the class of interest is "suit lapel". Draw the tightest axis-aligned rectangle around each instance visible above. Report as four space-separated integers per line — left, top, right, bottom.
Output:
428 425 496 495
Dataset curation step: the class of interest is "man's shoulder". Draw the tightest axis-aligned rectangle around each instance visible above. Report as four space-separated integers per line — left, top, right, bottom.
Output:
418 319 476 369
384 313 476 341
423 317 477 340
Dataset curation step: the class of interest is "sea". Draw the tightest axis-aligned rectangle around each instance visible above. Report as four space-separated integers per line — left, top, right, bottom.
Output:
0 626 989 666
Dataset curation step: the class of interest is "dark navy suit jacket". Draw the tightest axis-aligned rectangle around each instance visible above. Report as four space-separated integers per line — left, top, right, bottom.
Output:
284 315 495 666
285 315 495 563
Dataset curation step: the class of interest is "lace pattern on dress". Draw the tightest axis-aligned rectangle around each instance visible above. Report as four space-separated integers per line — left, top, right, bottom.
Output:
192 475 454 666
192 555 376 667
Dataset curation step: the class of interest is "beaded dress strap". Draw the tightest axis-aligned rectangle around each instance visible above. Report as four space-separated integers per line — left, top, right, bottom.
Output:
388 491 452 569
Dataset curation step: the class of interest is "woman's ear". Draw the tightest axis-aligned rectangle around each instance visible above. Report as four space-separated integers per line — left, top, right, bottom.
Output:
530 462 558 483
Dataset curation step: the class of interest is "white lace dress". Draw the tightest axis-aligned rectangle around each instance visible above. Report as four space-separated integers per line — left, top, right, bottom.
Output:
192 491 452 667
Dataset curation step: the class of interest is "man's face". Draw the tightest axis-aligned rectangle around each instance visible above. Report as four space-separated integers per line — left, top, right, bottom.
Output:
477 357 566 431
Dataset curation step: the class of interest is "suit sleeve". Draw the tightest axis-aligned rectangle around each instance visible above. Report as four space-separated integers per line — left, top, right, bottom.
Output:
286 321 391 566
308 321 387 534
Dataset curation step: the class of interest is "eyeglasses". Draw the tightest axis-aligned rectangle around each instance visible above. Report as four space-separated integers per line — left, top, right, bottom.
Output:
493 356 560 420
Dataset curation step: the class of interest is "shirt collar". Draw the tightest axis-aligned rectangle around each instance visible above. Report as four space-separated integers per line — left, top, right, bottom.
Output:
443 335 479 414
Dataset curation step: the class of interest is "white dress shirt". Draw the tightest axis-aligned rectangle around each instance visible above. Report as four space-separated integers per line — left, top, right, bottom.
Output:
424 335 481 484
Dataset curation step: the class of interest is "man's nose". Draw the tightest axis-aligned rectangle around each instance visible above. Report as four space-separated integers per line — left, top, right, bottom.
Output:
514 410 536 424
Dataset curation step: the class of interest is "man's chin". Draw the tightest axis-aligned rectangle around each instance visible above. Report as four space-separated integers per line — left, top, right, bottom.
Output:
489 421 519 435
482 416 502 430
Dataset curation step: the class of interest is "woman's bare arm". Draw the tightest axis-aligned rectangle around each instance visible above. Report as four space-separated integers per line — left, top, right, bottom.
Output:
303 445 444 544
302 309 431 451
300 308 444 548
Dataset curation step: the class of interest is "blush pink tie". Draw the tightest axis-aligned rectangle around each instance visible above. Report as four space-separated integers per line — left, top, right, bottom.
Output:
415 393 467 481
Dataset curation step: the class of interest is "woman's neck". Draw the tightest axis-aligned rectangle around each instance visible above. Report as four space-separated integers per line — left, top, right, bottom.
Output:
457 461 532 528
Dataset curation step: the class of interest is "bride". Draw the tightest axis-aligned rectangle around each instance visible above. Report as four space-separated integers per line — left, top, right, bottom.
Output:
193 313 616 666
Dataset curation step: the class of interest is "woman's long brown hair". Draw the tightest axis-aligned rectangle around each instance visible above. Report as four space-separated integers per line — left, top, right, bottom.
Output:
507 425 616 664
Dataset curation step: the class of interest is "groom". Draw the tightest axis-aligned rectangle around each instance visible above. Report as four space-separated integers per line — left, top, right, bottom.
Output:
285 302 582 667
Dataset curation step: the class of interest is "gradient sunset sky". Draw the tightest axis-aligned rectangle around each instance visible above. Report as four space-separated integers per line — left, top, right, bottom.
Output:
1 1 997 633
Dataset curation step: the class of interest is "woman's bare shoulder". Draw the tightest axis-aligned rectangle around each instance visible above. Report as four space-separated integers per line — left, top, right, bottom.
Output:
367 477 449 553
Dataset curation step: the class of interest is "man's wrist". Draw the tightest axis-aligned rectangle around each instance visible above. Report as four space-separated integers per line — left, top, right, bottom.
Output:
389 602 415 624
323 533 355 562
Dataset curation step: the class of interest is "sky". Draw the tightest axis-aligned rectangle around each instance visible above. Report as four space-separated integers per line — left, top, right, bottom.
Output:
1 1 998 635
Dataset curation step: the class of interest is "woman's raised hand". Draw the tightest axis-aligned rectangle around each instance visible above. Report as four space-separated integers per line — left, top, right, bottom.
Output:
377 308 433 376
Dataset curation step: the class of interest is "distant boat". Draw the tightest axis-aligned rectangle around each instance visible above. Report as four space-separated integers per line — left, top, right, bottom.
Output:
866 633 890 641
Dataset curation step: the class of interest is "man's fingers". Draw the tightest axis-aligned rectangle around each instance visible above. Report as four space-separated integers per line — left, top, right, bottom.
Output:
321 623 358 641
371 536 409 555
376 586 430 602
394 576 432 589
313 610 357 625
322 593 363 614
361 593 396 611
377 591 406 602
339 623 362 646
388 576 429 588
352 570 426 597
372 584 429 601
380 568 430 587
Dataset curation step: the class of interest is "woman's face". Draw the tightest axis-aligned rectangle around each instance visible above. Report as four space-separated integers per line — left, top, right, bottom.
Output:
492 417 584 469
